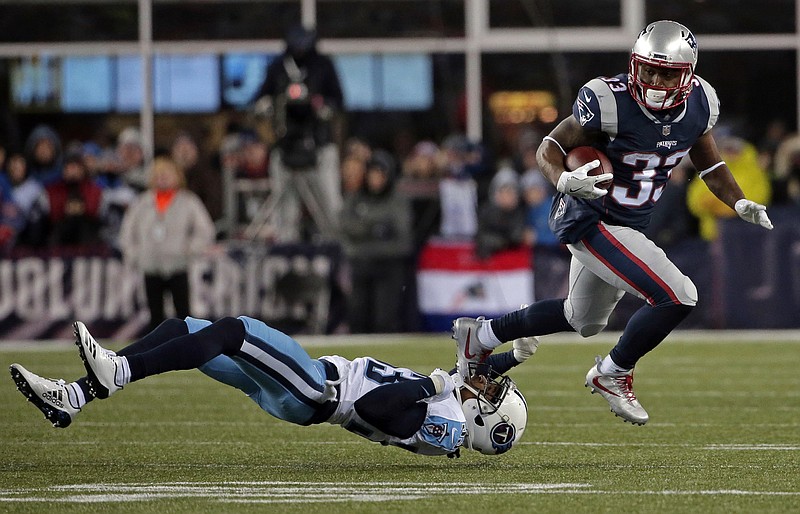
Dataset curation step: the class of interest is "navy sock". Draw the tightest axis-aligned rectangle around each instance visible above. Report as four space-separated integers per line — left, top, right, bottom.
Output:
490 299 574 342
117 318 190 357
126 317 246 382
610 303 693 369
74 377 94 403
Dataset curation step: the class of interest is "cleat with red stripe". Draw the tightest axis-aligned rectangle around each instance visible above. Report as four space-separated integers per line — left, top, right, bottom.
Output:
451 317 492 380
585 356 649 425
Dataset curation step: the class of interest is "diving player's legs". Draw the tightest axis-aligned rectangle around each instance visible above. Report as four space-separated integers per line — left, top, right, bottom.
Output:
72 318 193 406
220 316 338 425
11 317 220 427
117 318 190 357
15 316 338 427
74 317 247 399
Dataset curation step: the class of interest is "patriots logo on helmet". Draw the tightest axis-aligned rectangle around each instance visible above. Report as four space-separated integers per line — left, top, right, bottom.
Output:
684 32 697 50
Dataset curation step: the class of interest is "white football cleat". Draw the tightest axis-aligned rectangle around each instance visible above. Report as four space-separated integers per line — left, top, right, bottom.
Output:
585 356 649 425
9 363 79 428
452 317 492 379
74 321 124 399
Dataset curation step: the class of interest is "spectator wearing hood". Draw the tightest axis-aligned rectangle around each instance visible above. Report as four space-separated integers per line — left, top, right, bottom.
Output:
91 141 137 253
397 140 443 251
116 127 148 192
24 124 63 186
339 150 413 333
438 134 479 239
2 151 47 247
171 131 223 225
474 166 529 260
43 150 104 247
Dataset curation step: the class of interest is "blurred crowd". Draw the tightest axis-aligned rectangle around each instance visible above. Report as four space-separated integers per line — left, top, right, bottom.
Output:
2 119 799 332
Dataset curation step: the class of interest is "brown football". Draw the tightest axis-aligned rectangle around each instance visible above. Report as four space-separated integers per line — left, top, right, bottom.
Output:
564 146 613 189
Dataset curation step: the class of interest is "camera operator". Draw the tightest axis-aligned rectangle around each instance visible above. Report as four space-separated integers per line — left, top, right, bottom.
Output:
252 24 344 242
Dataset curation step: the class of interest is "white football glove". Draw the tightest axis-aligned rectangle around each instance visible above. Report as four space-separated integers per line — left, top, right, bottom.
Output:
734 199 773 230
512 336 540 363
556 160 613 200
426 368 456 403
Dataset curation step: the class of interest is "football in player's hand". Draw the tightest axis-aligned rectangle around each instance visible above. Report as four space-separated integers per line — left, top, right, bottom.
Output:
565 146 613 189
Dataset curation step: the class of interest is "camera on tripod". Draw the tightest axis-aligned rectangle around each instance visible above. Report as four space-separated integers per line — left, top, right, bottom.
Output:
259 79 332 171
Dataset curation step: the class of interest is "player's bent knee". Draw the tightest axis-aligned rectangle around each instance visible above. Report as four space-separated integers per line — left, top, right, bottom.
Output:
162 318 187 331
211 317 247 352
576 323 606 337
682 276 698 306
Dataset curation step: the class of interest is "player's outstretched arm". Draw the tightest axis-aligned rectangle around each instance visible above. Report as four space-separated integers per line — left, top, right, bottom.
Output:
480 338 540 376
690 132 774 230
353 373 446 438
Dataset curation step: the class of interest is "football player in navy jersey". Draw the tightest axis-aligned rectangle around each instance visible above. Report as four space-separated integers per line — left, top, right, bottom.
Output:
453 20 773 426
10 316 537 457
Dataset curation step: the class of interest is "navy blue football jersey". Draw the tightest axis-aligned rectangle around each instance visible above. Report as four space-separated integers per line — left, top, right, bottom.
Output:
549 73 719 243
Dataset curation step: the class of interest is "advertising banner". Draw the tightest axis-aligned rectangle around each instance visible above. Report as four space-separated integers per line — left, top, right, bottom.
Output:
0 243 341 341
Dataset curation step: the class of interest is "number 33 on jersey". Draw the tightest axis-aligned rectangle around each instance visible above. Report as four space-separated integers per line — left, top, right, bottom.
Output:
572 72 719 230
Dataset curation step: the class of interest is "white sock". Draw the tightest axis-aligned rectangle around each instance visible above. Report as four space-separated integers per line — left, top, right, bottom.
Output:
66 382 86 409
477 319 502 350
598 355 631 374
116 356 132 386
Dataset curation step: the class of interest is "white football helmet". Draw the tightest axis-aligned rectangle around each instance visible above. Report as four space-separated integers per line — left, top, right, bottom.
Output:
628 20 698 110
457 364 528 455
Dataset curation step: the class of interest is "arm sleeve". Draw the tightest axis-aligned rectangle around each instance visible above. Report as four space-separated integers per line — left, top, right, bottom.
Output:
353 378 438 439
485 350 522 375
447 350 520 377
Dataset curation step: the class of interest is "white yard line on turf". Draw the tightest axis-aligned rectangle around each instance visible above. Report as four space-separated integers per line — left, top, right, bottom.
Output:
1 481 798 503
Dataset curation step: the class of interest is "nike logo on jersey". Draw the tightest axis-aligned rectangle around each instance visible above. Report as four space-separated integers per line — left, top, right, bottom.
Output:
583 90 592 102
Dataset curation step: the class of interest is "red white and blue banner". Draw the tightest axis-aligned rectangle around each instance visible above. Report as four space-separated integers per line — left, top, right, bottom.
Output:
416 239 534 331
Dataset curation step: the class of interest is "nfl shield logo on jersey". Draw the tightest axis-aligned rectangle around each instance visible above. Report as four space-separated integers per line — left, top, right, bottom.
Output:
662 125 671 136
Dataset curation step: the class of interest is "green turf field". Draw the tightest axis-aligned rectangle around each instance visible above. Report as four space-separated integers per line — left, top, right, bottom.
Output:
1 333 799 513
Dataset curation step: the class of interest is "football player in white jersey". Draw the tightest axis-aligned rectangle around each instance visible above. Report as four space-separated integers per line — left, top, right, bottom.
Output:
453 21 773 426
10 316 537 457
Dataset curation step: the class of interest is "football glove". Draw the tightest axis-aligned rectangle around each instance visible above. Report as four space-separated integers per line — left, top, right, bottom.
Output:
556 160 613 200
426 368 456 403
734 199 773 230
512 336 540 363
